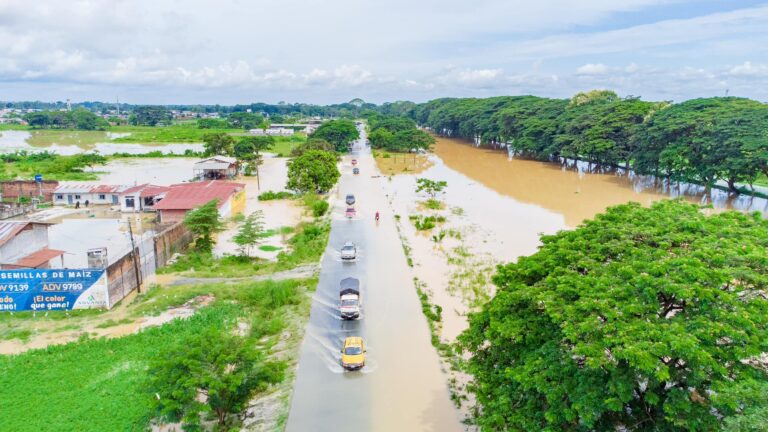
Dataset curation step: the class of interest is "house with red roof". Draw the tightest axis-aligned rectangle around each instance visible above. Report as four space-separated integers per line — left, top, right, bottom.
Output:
0 221 64 269
153 180 246 223
119 184 171 212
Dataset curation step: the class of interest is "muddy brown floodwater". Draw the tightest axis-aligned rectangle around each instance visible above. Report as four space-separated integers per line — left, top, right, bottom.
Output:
377 136 768 423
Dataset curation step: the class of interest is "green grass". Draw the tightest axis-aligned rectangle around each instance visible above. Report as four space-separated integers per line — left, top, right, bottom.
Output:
158 220 329 278
259 245 282 252
0 327 33 342
0 278 314 431
94 318 134 329
109 124 241 143
755 174 768 188
269 135 306 156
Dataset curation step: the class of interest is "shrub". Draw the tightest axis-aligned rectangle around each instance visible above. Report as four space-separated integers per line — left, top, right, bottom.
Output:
258 191 294 201
311 200 329 217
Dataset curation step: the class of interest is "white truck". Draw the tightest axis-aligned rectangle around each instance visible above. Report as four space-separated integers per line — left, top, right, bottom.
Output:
339 277 361 320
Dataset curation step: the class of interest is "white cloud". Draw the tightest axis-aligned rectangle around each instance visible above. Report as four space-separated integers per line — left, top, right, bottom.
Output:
728 61 768 77
0 1 766 103
576 63 609 75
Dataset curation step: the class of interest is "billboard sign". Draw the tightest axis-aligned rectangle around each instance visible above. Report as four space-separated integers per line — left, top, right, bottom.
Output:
0 269 108 312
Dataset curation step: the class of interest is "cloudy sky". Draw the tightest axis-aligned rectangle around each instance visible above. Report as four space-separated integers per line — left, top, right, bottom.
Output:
1 0 767 104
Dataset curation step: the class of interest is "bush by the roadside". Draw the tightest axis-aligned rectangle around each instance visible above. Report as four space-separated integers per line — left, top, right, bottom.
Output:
258 191 295 201
312 200 329 217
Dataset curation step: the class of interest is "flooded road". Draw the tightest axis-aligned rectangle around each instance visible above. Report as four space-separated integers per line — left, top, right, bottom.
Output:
0 130 202 155
286 131 462 431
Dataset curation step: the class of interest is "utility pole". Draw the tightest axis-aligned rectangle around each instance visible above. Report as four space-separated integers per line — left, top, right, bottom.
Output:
127 219 142 293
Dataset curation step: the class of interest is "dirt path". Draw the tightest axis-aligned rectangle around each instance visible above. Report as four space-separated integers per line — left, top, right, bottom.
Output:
166 264 319 286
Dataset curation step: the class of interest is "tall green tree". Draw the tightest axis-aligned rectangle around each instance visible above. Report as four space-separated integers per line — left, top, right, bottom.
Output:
310 119 359 152
286 150 340 193
459 200 768 431
202 132 236 156
148 328 285 429
233 211 265 256
183 200 225 254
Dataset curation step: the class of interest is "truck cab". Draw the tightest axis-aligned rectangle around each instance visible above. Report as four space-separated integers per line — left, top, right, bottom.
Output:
339 277 360 319
345 194 355 205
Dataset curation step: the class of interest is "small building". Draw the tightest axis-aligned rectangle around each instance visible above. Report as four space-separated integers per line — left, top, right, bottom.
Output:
0 221 64 269
0 180 59 202
193 156 239 180
248 125 297 136
153 181 246 224
119 184 171 212
53 184 129 206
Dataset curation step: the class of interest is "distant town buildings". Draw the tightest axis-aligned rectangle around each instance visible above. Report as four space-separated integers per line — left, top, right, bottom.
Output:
0 221 63 269
153 181 245 223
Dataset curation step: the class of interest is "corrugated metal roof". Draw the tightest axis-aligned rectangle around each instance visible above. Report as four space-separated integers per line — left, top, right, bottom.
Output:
12 248 65 268
194 162 233 170
0 221 50 247
154 181 244 211
195 155 236 165
121 183 170 197
54 184 129 194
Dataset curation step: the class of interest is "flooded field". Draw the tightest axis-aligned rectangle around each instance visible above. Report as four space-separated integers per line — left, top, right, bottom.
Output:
214 157 304 258
96 157 198 185
0 130 202 155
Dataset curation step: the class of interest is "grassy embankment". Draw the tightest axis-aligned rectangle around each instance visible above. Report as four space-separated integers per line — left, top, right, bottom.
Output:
0 152 104 181
0 278 315 431
0 193 332 430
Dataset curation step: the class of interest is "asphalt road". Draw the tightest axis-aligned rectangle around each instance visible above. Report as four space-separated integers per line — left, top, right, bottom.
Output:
285 129 462 432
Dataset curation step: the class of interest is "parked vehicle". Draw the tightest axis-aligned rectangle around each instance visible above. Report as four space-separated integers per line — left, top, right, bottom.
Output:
339 277 360 319
341 336 366 370
353 167 360 175
340 242 357 260
345 207 356 218
345 194 355 205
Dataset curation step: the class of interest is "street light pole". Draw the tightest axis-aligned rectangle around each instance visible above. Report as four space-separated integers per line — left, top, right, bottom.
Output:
127 219 142 294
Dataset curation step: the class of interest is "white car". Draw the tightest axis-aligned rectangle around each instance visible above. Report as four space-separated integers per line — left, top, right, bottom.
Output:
340 242 357 260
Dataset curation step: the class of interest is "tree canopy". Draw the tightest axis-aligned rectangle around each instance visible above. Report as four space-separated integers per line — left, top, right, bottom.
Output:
286 149 340 193
309 119 359 152
24 109 109 130
183 200 225 254
202 132 236 156
129 106 172 126
408 93 768 192
367 114 434 152
459 200 768 431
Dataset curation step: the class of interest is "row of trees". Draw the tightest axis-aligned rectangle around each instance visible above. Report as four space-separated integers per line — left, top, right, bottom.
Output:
410 91 768 191
366 113 435 152
459 200 768 431
24 109 109 130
